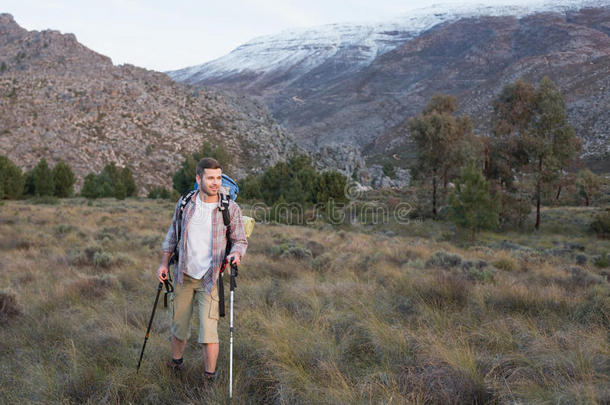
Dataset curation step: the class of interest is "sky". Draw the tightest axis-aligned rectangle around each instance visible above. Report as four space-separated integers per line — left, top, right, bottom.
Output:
4 0 543 72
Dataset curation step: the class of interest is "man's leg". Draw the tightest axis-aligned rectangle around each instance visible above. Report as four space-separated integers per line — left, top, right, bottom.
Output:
172 336 187 360
170 276 197 365
197 284 220 374
203 343 219 373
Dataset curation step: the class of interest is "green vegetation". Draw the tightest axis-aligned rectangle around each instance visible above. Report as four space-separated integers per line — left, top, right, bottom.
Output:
80 163 137 200
52 159 76 197
0 155 24 199
241 154 347 207
409 94 477 217
147 186 171 200
31 158 55 197
448 160 500 238
490 77 581 230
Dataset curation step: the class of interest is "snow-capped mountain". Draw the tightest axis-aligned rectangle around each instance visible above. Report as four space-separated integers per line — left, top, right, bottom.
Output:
169 0 606 83
169 1 610 172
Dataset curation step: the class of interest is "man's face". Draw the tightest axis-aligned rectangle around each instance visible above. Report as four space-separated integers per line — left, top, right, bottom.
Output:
196 168 222 197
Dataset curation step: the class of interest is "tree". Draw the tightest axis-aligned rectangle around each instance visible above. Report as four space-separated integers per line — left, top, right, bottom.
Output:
52 160 75 197
530 77 581 229
113 181 127 200
490 77 580 229
32 158 54 197
409 94 474 217
120 166 137 197
448 160 500 239
0 155 24 199
81 173 100 198
577 169 603 207
239 174 263 201
316 171 348 204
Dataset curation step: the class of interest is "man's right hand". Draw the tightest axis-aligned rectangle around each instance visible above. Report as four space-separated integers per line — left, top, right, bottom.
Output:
157 265 169 282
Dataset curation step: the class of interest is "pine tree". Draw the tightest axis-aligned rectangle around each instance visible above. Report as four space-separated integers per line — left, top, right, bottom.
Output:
0 155 24 199
52 160 75 197
81 173 100 198
32 158 54 197
114 181 127 200
448 160 500 239
120 166 137 197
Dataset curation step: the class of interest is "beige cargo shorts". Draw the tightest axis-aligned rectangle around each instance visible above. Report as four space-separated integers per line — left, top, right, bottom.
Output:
170 274 219 344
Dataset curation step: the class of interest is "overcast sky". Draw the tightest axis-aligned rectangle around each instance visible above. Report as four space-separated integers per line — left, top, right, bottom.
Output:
4 0 542 72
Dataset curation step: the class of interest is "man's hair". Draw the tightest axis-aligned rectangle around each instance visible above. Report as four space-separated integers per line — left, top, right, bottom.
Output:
196 157 222 177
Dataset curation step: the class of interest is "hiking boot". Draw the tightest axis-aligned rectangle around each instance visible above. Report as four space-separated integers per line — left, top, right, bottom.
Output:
203 370 217 383
166 359 185 371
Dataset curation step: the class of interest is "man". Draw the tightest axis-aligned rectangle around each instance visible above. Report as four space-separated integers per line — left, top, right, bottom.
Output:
157 157 247 382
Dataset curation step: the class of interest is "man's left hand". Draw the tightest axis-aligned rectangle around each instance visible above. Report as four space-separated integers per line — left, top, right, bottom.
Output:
226 252 241 267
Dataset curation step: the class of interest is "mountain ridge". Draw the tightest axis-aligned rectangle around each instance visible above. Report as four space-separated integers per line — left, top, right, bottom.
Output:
0 13 297 193
169 2 610 172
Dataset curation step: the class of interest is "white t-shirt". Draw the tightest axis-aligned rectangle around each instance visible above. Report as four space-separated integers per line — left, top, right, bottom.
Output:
185 196 216 280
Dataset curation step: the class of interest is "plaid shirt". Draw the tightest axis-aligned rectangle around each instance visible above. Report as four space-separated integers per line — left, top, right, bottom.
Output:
162 191 248 294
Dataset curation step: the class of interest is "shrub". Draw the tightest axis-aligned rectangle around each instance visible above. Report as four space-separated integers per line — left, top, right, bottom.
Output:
426 250 463 269
593 253 609 269
31 158 54 196
590 210 610 238
0 290 20 323
448 160 500 237
0 155 24 199
52 159 75 197
81 173 101 198
493 257 518 272
382 161 396 179
120 166 137 197
93 251 113 268
147 186 171 199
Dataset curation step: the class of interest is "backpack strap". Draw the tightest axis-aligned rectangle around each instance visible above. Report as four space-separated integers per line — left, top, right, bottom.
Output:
218 193 232 317
169 190 196 267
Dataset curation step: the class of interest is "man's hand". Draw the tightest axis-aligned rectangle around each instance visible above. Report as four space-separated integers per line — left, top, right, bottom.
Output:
157 265 169 282
226 252 241 267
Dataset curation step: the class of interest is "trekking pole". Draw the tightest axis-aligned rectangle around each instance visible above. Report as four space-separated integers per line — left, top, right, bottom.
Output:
137 279 173 373
229 260 238 399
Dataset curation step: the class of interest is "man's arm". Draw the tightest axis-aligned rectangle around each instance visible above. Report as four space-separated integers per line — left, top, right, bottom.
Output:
226 201 248 265
158 199 181 281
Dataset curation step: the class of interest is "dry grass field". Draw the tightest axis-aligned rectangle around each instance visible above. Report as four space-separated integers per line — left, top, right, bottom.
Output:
0 198 608 404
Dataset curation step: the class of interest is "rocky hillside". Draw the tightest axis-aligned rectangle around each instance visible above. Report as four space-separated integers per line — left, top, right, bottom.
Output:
170 3 610 172
0 14 297 193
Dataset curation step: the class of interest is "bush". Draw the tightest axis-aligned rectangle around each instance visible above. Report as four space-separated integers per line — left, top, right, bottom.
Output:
382 161 396 179
31 158 54 196
448 160 500 237
147 187 171 199
590 210 610 238
52 159 75 197
0 290 21 324
80 164 137 199
493 257 519 272
593 253 609 269
81 173 101 198
0 155 24 199
426 250 463 269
